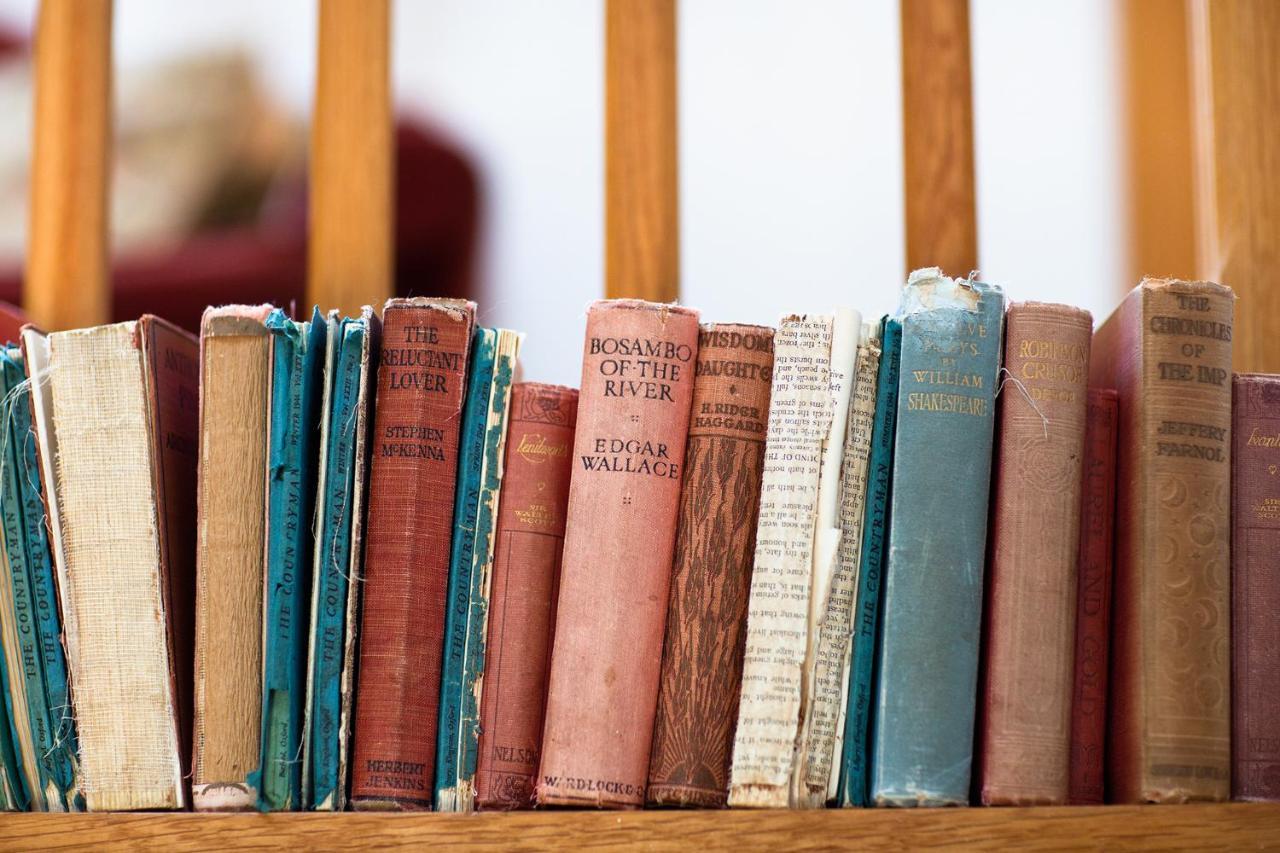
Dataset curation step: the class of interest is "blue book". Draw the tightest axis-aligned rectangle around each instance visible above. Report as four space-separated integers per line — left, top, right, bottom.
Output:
251 309 326 811
303 308 375 811
0 629 24 810
835 316 901 807
870 269 1005 806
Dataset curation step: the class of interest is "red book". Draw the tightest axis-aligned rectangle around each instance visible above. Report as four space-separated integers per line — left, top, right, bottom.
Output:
351 297 475 809
473 383 578 810
1068 388 1119 804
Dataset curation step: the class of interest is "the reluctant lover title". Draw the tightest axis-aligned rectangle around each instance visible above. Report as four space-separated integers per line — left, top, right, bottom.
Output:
378 322 462 461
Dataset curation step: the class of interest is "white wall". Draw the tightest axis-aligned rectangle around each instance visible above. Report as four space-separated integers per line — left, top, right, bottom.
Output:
0 0 1126 386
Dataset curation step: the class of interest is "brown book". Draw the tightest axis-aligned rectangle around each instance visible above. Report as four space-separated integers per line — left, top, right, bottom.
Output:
537 300 700 809
193 305 274 811
351 297 476 809
978 302 1092 806
1068 388 1119 805
473 383 578 811
1090 279 1233 803
1231 374 1280 801
646 324 773 808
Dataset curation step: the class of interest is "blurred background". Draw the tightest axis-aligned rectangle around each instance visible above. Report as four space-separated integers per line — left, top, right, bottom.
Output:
0 1 1142 384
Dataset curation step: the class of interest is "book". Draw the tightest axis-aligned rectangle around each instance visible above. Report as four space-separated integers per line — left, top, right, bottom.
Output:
836 316 903 807
1230 374 1280 802
0 637 22 810
537 299 700 809
1068 388 1119 805
870 268 1005 807
302 308 378 812
193 304 274 811
647 324 774 808
1090 278 1233 803
728 314 835 809
978 302 1092 806
351 297 476 809
36 318 197 810
473 383 578 811
251 309 326 811
436 327 521 812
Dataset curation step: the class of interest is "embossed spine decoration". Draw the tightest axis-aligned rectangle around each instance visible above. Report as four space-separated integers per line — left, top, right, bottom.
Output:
537 300 699 809
1090 279 1233 803
978 302 1092 805
647 324 774 808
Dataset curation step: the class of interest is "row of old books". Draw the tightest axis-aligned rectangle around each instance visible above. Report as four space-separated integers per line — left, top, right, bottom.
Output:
0 269 1270 813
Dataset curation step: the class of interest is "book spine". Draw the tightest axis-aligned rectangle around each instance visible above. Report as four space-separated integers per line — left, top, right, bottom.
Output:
351 298 475 809
646 324 774 808
979 303 1092 806
0 646 21 809
435 329 497 811
474 383 577 811
1095 280 1232 803
728 315 834 809
1068 388 1118 805
871 269 1005 806
1231 375 1280 801
537 300 700 809
836 317 902 807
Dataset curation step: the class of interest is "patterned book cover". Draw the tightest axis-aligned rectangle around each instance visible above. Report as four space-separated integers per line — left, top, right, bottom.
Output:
647 324 774 808
871 268 1005 806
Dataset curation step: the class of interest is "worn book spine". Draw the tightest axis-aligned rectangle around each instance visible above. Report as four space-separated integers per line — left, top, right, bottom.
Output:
646 324 774 808
1068 388 1118 805
0 645 21 809
728 315 834 809
1090 278 1233 803
352 298 475 809
836 317 902 807
474 383 577 811
1231 374 1280 802
537 300 700 809
871 268 1006 806
978 302 1092 806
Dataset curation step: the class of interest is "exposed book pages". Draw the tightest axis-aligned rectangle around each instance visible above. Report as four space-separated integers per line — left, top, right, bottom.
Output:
836 317 902 806
40 318 197 811
1090 279 1233 803
1231 374 1280 802
538 300 699 809
647 324 774 808
352 298 475 809
979 302 1092 805
251 309 326 811
193 304 274 811
1068 388 1118 804
474 383 577 811
728 314 834 809
871 268 1005 806
303 308 377 812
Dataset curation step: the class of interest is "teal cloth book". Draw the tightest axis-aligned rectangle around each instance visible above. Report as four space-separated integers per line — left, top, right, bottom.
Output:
303 309 374 811
252 309 326 811
0 633 24 810
835 316 901 807
870 268 1005 806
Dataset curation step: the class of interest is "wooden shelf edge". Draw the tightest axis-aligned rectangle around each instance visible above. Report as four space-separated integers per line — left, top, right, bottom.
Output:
1 803 1277 850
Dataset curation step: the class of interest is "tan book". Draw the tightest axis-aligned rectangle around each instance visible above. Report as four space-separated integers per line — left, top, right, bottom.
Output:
193 305 273 811
31 318 199 811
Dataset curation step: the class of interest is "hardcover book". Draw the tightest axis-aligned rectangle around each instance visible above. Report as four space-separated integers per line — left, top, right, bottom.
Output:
1068 388 1119 804
1090 278 1233 803
474 383 578 811
537 300 700 809
871 268 1005 806
978 302 1092 805
647 324 774 808
351 297 476 809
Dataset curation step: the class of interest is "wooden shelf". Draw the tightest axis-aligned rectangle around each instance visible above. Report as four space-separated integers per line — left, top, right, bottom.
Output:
2 804 1277 850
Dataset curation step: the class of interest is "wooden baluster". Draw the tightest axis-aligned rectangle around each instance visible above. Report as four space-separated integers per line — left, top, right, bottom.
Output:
1190 0 1280 372
606 0 679 302
25 0 112 330
900 0 978 276
309 0 393 316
